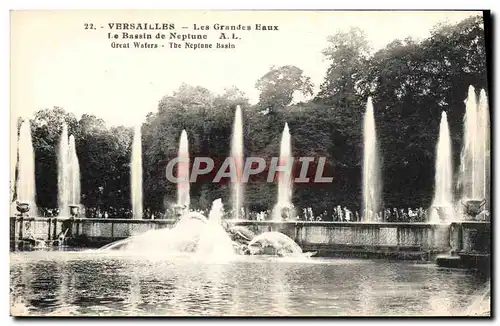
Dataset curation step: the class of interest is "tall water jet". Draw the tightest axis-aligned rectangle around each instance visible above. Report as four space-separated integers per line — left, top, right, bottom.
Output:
362 97 381 222
477 89 490 212
58 125 81 216
58 124 70 217
272 123 293 221
230 105 244 219
197 198 235 258
16 118 37 213
177 130 190 210
458 86 490 217
430 111 453 223
130 125 143 219
459 86 479 200
68 135 81 207
10 115 18 206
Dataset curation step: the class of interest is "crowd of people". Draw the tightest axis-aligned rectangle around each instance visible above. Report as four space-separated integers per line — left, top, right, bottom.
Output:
243 206 428 222
38 207 137 219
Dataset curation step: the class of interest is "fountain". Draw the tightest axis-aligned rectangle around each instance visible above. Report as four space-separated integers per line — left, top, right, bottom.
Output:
362 97 381 222
272 123 294 221
436 86 491 271
68 135 81 210
173 130 190 218
57 125 81 217
477 89 490 215
98 199 233 256
16 118 37 215
131 125 143 219
10 115 19 216
458 86 490 220
196 199 235 258
230 105 244 219
58 124 70 217
430 112 454 223
98 196 311 259
12 118 43 248
98 211 206 252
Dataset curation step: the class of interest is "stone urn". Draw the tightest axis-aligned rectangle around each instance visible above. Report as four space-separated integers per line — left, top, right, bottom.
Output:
172 204 187 220
69 205 80 218
462 199 485 220
281 207 290 220
16 201 30 216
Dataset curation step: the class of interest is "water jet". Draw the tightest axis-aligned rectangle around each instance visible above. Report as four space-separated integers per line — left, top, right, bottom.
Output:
430 111 453 223
272 123 294 221
362 97 381 222
230 105 244 219
131 125 143 219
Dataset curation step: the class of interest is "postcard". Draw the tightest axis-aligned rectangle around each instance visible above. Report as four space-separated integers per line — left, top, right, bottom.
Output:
9 9 491 317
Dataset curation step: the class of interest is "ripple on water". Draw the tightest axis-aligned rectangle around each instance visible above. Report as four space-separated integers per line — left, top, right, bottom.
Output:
9 250 490 316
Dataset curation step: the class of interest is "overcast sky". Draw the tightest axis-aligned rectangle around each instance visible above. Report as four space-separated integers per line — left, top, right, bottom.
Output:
11 10 481 127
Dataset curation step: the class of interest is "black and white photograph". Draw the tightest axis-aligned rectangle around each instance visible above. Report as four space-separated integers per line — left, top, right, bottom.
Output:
9 9 491 317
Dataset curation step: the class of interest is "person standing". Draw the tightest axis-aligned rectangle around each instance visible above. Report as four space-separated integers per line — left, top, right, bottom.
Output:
344 207 352 222
392 208 398 221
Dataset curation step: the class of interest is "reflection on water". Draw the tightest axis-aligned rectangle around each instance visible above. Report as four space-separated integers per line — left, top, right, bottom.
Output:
10 251 490 316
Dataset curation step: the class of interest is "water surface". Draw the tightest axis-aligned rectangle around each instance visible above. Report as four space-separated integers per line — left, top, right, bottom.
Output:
10 250 490 316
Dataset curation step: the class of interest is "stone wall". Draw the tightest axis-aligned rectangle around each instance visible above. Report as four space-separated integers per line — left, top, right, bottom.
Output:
450 221 491 254
10 217 460 258
230 221 451 257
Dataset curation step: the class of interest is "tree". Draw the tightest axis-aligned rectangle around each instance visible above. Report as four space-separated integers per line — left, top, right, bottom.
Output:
31 107 78 208
256 65 314 111
317 27 371 107
77 115 132 213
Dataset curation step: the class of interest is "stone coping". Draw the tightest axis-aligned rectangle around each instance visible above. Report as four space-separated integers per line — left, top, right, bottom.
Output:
9 216 464 228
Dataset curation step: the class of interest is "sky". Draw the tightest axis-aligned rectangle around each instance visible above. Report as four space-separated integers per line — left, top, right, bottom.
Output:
10 10 481 127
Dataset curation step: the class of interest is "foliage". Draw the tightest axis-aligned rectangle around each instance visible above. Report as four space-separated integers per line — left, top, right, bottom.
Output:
256 65 314 111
